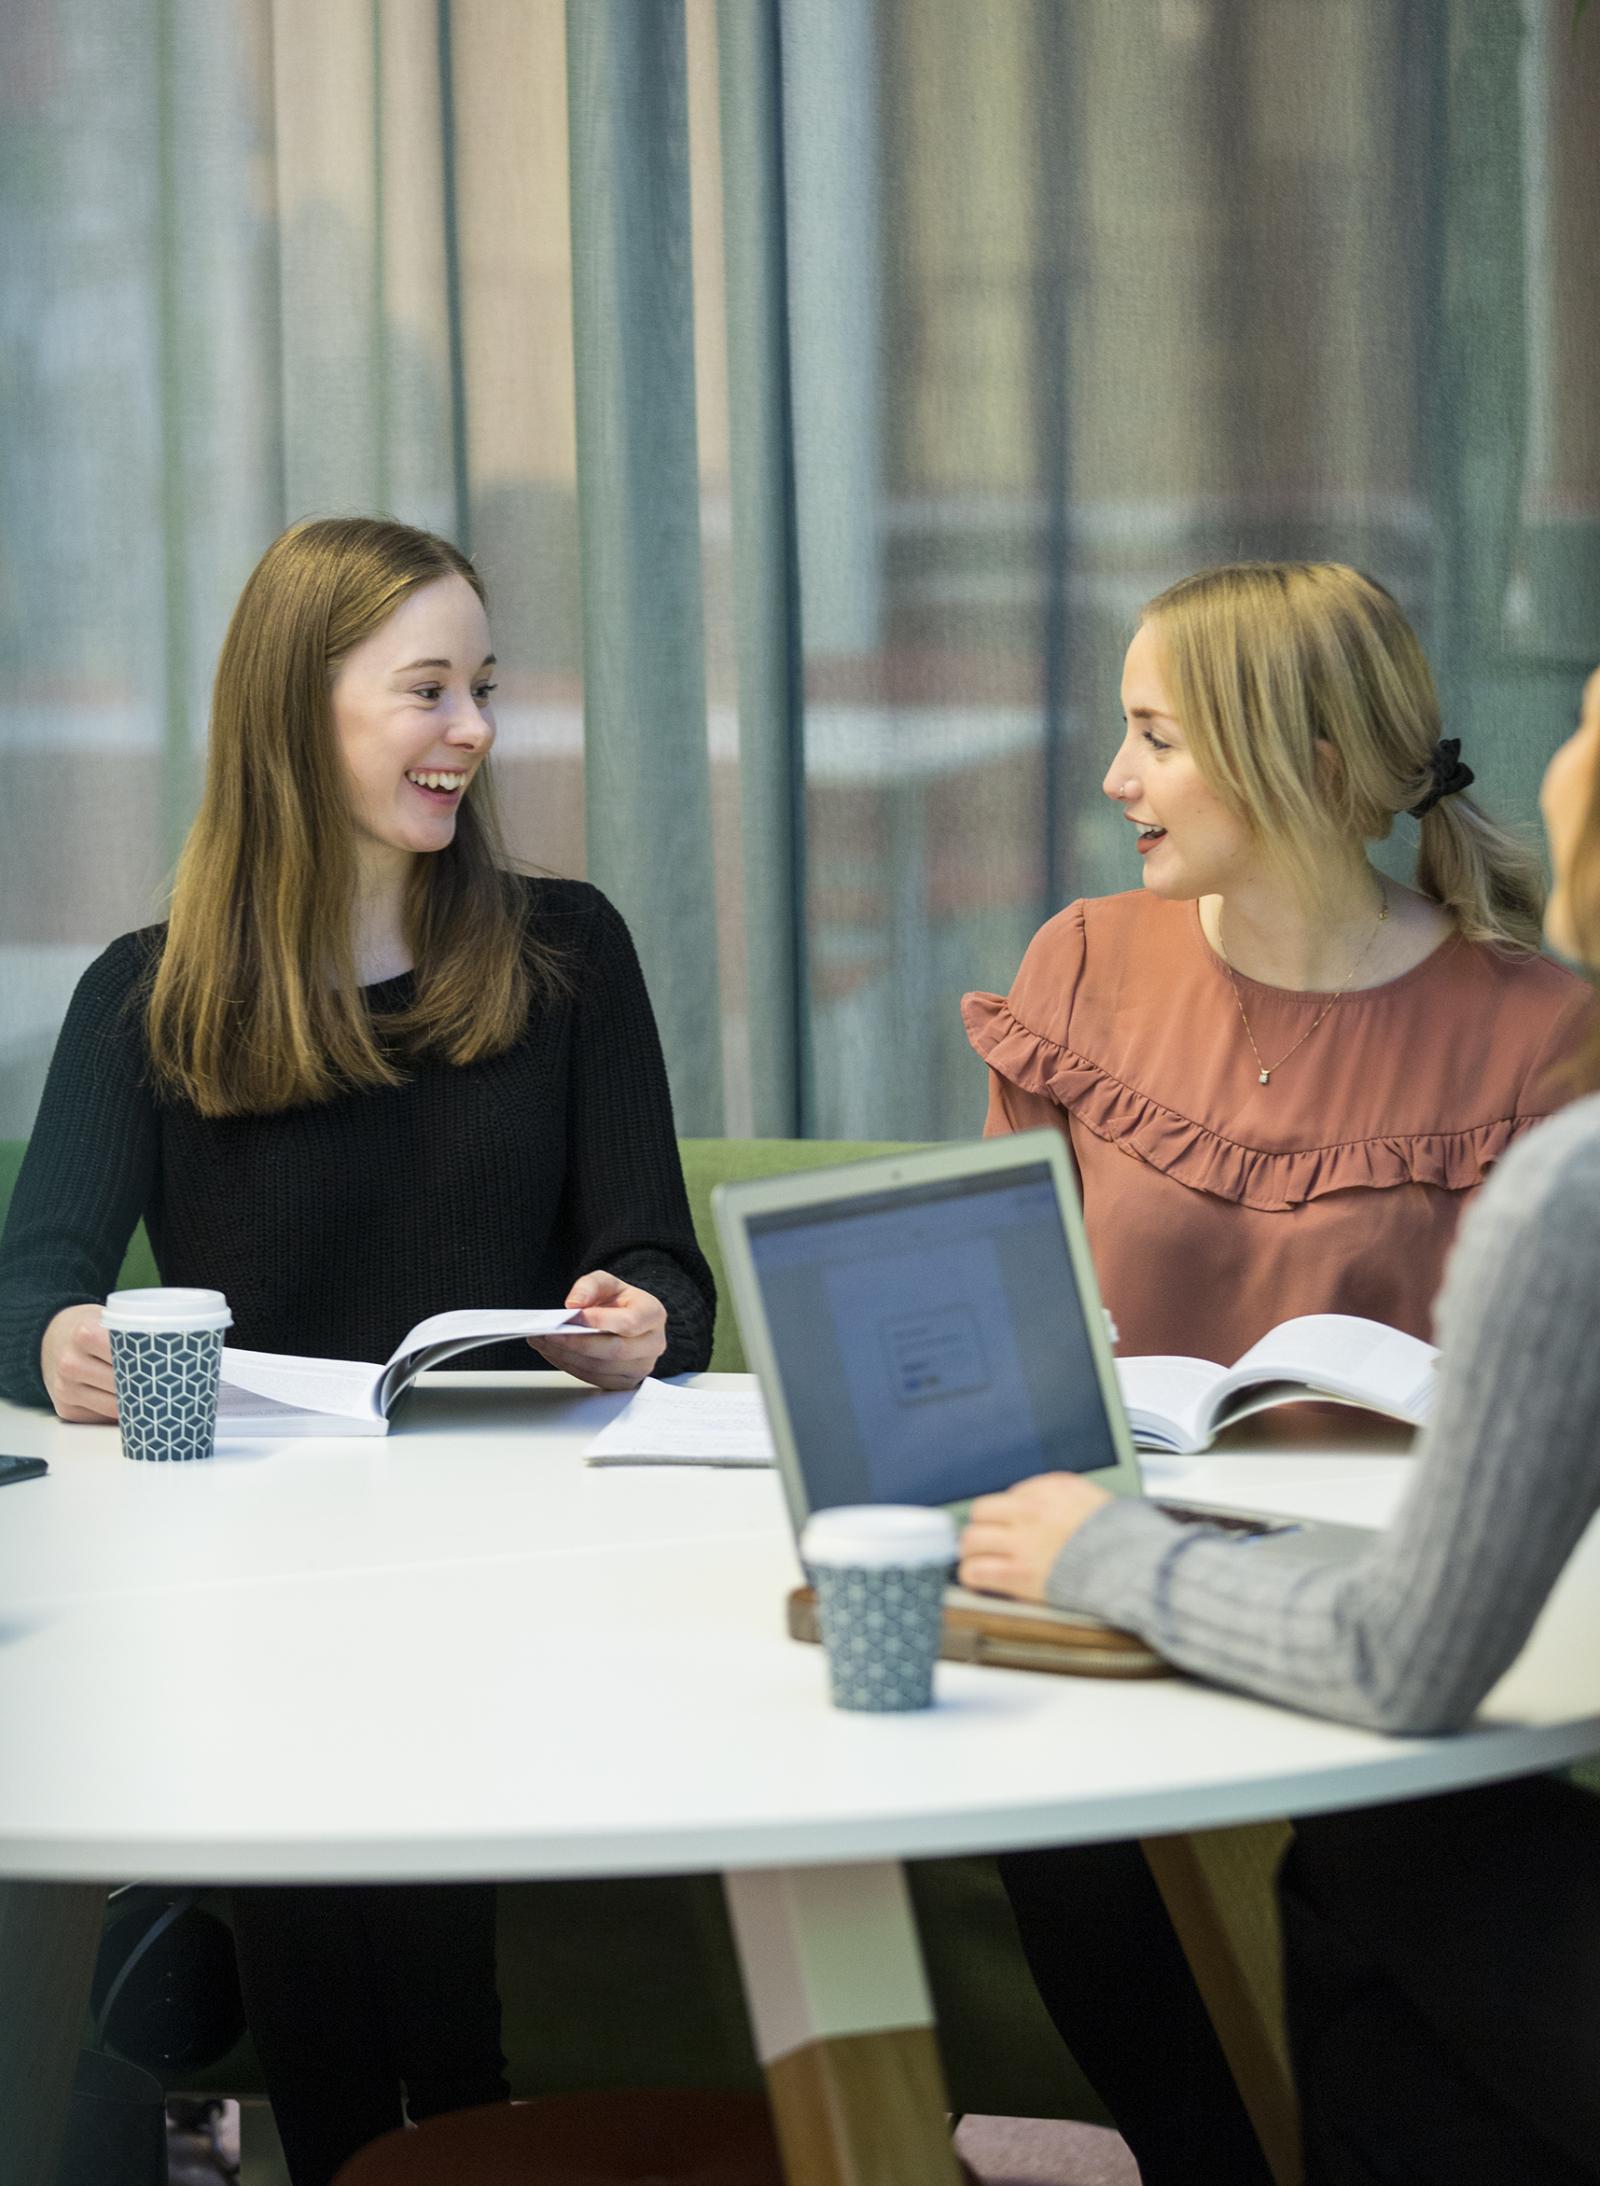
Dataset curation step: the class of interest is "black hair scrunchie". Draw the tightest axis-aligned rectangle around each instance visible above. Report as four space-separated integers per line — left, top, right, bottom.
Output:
1409 736 1475 818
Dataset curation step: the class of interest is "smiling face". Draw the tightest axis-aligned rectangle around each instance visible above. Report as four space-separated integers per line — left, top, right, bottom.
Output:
330 573 497 871
1105 619 1256 899
1542 666 1600 965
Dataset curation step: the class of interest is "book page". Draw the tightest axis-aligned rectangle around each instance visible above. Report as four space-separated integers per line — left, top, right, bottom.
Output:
380 1309 603 1410
219 1346 384 1422
1113 1356 1227 1452
583 1380 776 1467
1218 1315 1437 1425
216 1382 389 1437
384 1307 600 1368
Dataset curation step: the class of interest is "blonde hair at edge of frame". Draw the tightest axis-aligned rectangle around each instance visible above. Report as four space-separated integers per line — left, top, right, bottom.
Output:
146 515 564 1120
1143 562 1546 953
1566 692 1600 1093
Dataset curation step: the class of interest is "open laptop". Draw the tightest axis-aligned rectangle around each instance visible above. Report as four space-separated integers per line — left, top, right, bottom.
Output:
712 1131 1373 1627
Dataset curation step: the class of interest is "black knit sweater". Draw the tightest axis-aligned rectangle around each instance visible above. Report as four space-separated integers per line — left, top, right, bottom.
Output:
0 879 715 1406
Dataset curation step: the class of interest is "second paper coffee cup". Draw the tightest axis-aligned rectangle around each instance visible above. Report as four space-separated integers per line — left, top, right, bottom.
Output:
800 1505 956 1712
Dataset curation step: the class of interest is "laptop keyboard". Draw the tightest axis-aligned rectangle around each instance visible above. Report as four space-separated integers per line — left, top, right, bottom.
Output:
1154 1501 1301 1538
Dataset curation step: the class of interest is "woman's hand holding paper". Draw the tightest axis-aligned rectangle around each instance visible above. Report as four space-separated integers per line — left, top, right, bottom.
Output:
529 1268 667 1391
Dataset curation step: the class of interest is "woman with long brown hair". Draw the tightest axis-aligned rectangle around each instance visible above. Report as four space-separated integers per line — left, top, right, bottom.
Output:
0 516 716 2183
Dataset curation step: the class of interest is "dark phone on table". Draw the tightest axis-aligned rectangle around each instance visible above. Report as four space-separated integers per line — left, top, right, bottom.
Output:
0 1455 48 1486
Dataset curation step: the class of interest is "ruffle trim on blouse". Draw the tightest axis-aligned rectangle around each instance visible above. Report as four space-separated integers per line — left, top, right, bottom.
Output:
962 989 1530 1214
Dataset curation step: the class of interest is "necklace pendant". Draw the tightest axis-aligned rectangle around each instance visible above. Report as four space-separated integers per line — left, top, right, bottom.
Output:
1258 1069 1271 1085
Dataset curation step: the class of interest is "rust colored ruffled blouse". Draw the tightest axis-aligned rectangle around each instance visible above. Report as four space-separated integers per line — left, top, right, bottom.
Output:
962 891 1593 1363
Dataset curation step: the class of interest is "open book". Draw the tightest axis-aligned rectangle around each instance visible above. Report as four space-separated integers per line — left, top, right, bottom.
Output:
1115 1314 1437 1454
216 1308 601 1438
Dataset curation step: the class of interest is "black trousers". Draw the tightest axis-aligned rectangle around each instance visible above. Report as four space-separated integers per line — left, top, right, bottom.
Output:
1284 1776 1600 2186
1003 1779 1600 2186
230 1882 508 2186
998 1837 1277 2186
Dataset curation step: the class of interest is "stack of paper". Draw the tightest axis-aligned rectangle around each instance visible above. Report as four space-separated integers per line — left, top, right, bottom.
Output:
583 1380 776 1468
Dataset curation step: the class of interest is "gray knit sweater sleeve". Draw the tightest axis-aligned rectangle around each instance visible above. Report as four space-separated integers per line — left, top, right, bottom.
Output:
1045 1094 1600 1734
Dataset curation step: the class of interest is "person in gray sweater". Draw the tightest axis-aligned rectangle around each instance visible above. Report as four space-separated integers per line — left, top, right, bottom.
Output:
961 667 1600 2184
975 1091 1600 1735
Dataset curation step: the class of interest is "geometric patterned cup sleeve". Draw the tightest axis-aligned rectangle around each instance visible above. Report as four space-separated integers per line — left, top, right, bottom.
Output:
109 1326 225 1462
808 1561 949 1712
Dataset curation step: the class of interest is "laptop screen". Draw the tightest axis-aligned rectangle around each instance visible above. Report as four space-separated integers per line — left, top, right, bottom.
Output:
743 1159 1125 1509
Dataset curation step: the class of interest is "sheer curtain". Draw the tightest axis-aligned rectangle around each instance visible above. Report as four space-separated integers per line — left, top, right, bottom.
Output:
3 0 1597 1145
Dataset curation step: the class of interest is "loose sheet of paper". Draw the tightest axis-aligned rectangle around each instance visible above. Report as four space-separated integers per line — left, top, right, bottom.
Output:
583 1379 776 1467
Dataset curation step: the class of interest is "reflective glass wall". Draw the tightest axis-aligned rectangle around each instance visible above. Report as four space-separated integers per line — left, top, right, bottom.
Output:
3 0 1596 1143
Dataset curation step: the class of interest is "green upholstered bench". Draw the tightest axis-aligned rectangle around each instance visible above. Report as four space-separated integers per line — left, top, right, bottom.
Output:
676 1137 924 1372
0 1133 1108 2127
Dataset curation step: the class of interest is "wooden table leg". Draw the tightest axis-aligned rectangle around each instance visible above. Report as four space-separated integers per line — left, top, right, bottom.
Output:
724 1862 962 2186
0 1878 106 2186
1141 1828 1302 2186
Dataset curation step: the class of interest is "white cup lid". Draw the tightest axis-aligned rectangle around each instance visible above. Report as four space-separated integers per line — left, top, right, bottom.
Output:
102 1287 233 1334
800 1504 957 1569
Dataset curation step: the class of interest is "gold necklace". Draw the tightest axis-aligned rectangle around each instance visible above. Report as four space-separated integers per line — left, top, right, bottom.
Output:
1218 881 1389 1086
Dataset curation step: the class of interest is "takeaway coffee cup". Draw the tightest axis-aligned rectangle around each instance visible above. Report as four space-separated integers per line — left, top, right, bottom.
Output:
101 1289 232 1463
799 1505 957 1712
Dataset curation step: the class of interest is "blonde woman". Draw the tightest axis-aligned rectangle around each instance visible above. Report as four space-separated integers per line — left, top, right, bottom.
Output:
963 668 1600 2181
964 561 1590 1363
0 517 714 2185
957 564 1592 2186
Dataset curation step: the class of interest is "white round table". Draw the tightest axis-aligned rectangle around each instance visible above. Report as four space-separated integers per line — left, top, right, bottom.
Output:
4 1373 1599 2185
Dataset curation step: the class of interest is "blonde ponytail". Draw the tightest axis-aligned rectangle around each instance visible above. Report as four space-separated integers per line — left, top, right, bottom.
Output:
1414 793 1545 953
